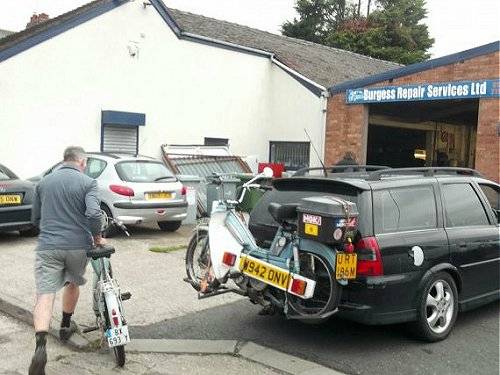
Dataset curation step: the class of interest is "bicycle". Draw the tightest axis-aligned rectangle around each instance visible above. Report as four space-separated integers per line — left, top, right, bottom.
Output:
82 215 131 367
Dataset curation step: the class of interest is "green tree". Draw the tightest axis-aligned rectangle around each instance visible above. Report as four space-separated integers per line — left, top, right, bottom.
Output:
282 0 434 64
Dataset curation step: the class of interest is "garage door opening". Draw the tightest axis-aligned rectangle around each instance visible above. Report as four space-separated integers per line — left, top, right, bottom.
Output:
367 99 479 168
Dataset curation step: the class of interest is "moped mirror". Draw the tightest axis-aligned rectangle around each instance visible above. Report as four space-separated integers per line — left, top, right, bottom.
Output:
262 167 274 178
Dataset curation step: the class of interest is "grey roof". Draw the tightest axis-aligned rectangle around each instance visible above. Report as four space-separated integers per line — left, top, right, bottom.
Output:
168 8 401 88
0 0 400 89
0 29 14 40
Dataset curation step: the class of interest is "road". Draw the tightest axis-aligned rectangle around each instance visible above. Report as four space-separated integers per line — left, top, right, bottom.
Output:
132 298 499 375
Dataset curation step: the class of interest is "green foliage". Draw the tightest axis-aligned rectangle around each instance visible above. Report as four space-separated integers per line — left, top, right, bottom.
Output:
282 0 434 64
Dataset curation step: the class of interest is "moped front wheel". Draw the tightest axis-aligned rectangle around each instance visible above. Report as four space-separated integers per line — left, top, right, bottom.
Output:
287 252 340 322
185 229 210 291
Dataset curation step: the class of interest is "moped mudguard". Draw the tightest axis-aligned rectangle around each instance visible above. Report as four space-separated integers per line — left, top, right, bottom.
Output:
208 210 244 280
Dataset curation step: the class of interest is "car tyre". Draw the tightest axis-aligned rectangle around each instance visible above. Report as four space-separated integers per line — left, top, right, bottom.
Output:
412 271 458 342
19 226 39 237
101 205 117 238
158 221 182 232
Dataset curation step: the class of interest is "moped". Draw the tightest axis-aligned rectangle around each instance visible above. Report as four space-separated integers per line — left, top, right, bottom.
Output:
185 168 359 321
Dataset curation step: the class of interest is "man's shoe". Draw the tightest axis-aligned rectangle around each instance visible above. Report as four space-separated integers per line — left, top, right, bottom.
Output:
59 320 78 342
28 345 47 375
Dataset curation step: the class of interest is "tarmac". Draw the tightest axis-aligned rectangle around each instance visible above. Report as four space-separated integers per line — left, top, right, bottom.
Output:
0 226 342 374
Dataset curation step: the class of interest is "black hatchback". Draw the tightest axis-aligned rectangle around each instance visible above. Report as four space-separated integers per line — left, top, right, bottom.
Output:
249 167 499 341
0 163 38 236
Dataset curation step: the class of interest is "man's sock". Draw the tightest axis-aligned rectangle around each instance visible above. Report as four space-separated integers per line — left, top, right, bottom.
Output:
61 311 73 328
35 331 47 348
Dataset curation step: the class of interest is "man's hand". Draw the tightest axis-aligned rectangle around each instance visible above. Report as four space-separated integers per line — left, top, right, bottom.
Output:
93 235 107 247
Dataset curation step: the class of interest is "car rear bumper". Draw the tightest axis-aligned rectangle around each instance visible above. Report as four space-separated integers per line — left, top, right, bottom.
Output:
113 202 188 209
110 203 188 224
0 205 33 231
338 273 419 325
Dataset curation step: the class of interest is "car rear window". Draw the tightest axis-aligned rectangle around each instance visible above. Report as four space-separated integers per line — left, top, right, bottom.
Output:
249 178 362 244
115 161 175 183
373 185 437 234
0 164 17 180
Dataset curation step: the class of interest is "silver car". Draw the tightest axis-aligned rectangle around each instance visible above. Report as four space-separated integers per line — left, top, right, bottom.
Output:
31 153 187 234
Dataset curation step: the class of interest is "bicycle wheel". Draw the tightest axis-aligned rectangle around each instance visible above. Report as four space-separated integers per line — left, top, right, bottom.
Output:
287 252 341 322
103 300 126 367
185 230 210 291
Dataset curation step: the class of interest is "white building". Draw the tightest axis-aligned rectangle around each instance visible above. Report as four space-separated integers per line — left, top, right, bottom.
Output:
0 0 397 178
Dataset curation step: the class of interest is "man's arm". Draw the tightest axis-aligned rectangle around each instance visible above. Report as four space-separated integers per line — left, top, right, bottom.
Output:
85 179 103 240
31 184 41 229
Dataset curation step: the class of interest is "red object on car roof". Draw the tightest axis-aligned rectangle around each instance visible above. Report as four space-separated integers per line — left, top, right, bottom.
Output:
258 163 284 177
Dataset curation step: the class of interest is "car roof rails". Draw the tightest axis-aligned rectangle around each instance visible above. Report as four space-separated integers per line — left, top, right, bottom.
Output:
86 152 121 159
367 167 484 181
294 165 391 177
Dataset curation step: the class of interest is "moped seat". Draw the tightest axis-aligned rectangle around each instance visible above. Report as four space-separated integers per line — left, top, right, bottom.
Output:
87 245 115 260
268 202 299 223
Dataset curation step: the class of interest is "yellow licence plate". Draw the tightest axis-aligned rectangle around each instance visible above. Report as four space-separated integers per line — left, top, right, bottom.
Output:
304 223 319 236
146 192 172 200
239 255 291 290
0 194 22 205
335 252 357 280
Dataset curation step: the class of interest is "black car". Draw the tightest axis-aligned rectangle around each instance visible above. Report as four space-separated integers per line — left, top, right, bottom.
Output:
249 167 499 341
0 163 38 236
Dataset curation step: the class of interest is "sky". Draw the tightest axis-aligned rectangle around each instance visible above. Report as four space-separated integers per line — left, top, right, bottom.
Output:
0 0 498 58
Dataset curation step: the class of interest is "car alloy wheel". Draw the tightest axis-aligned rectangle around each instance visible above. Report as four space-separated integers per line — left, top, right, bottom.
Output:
425 279 454 334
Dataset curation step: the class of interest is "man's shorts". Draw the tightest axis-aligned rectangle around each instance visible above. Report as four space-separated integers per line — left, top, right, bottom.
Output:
35 249 89 294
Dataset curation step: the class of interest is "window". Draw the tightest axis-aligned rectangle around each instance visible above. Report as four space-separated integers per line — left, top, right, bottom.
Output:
479 184 499 211
269 142 310 171
101 125 138 155
442 184 489 227
84 158 107 179
0 164 17 180
204 137 229 146
374 185 437 234
115 161 175 183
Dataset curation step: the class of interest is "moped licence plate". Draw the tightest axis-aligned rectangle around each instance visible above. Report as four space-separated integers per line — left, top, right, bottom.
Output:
239 255 291 291
106 325 130 348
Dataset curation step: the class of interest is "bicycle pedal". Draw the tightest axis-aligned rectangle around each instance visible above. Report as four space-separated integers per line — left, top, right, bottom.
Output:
121 292 132 301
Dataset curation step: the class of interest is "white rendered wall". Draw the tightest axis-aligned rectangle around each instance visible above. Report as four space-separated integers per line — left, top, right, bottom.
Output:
0 2 323 178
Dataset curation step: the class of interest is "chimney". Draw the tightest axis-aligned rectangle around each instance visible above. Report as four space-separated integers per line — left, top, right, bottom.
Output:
26 13 50 29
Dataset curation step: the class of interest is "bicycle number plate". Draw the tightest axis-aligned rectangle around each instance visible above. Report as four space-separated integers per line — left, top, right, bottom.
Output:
335 252 357 280
106 325 130 347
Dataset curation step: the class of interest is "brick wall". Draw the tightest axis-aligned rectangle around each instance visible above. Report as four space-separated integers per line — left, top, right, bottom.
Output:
325 51 500 181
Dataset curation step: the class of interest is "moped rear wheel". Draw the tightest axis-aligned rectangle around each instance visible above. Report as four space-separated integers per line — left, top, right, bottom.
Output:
287 252 340 321
185 230 210 291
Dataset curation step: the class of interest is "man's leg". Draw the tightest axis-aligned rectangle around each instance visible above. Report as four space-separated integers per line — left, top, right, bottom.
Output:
60 283 79 337
30 293 55 375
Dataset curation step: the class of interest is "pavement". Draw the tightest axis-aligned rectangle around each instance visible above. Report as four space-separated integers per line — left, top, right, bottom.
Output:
0 225 342 375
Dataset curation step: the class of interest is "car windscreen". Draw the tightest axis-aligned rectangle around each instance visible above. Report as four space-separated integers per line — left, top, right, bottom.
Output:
0 164 18 180
115 161 175 183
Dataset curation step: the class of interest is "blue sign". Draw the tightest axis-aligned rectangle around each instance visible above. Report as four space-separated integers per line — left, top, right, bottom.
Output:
346 79 500 104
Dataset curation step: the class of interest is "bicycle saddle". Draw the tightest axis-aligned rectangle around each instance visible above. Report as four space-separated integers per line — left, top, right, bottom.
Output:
87 245 115 260
268 202 299 223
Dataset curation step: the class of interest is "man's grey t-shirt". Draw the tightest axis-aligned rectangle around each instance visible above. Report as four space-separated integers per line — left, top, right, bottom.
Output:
32 164 102 251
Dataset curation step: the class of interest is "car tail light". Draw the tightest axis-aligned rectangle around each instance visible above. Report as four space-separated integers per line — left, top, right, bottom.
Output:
111 308 120 326
290 278 307 296
222 252 237 266
355 236 384 276
181 186 187 196
109 184 134 197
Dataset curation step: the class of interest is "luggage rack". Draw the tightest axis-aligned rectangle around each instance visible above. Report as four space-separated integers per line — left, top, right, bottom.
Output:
366 167 483 181
294 165 391 177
